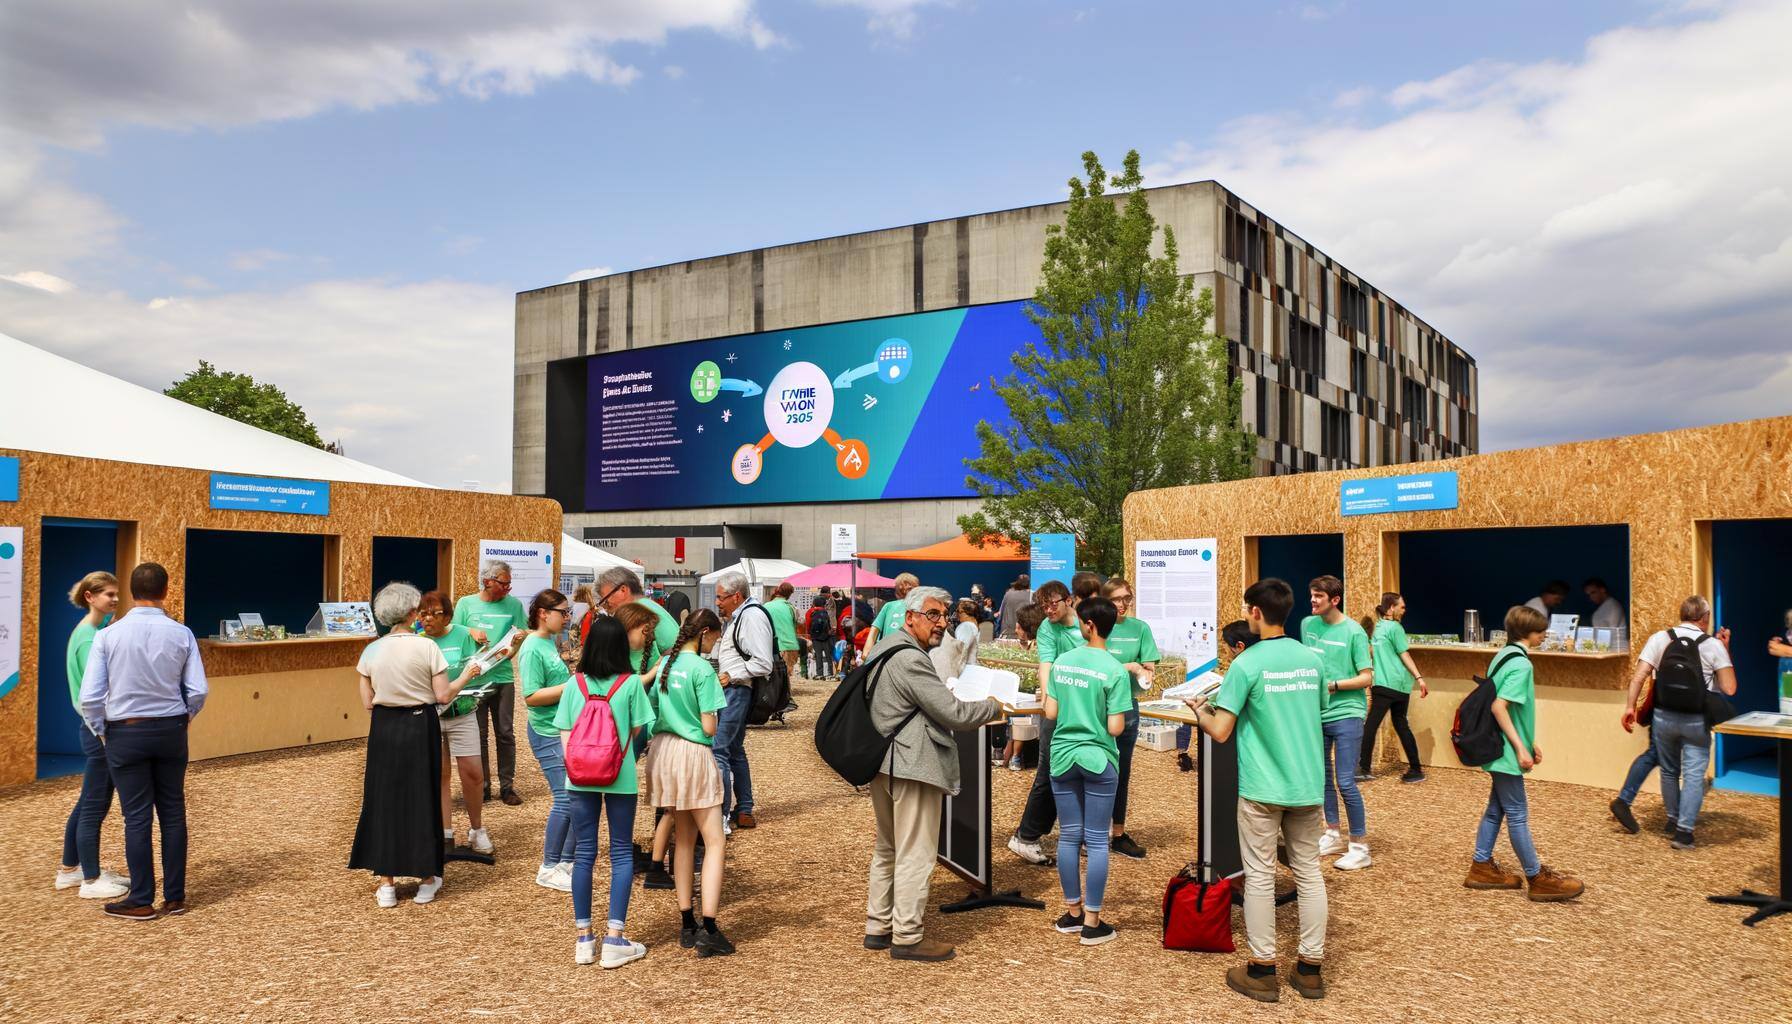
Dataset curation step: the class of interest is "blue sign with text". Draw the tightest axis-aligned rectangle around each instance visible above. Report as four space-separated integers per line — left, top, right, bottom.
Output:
1029 533 1076 589
209 473 331 516
0 456 16 502
1340 471 1459 517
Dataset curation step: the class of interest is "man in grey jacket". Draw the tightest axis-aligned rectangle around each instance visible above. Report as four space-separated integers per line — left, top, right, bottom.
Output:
862 586 1004 962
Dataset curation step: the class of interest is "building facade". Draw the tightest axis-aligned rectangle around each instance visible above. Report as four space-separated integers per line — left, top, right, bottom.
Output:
515 180 1477 570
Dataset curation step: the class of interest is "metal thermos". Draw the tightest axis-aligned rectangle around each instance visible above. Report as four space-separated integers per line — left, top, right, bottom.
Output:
1462 609 1482 644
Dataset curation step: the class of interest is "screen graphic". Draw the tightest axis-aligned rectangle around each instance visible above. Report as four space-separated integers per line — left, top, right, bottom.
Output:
583 302 1036 512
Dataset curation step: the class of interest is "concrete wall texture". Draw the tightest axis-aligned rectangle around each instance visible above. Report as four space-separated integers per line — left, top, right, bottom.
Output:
515 180 1478 571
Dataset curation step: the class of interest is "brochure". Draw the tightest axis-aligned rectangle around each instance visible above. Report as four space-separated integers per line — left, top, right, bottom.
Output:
316 602 376 637
1162 670 1223 703
949 664 1022 705
237 612 264 630
469 627 522 675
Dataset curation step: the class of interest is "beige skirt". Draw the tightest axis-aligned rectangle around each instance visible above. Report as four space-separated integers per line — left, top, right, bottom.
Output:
645 732 724 811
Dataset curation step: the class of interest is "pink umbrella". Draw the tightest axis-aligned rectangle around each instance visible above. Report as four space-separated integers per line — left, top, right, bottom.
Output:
783 561 897 589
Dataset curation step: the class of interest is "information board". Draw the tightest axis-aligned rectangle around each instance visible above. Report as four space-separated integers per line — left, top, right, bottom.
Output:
0 456 17 502
1340 471 1459 517
1029 533 1075 590
1134 538 1220 679
479 539 554 603
0 527 20 700
209 473 330 515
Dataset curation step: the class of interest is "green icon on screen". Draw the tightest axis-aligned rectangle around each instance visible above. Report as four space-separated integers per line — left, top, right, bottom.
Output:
691 361 722 404
0 543 13 558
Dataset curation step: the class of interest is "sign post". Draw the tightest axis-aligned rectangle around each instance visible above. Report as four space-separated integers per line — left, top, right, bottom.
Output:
1029 533 1075 590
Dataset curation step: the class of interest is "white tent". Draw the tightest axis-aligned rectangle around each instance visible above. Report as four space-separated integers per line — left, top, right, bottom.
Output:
697 558 810 609
559 533 642 582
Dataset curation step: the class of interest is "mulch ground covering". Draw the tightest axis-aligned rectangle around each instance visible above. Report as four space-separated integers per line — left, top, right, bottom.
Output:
2 675 1787 1023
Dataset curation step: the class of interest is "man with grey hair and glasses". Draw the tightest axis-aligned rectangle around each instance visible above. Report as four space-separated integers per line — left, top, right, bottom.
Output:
453 560 530 805
713 572 774 830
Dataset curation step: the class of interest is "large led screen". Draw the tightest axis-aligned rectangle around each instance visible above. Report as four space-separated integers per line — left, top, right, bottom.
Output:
583 301 1034 511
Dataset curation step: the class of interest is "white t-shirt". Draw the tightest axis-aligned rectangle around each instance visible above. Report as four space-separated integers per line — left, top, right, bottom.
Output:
357 632 449 706
1638 623 1733 691
1590 597 1625 629
1524 597 1550 616
954 621 981 665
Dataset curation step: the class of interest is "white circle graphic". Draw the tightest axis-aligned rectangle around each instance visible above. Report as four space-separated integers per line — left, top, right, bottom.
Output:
730 444 763 484
762 361 834 448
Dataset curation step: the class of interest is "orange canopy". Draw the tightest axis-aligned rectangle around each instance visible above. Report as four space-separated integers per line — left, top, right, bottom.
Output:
856 533 1027 562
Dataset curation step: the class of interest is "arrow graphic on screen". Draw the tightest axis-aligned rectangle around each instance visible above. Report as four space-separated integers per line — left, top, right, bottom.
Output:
831 362 879 389
719 378 762 397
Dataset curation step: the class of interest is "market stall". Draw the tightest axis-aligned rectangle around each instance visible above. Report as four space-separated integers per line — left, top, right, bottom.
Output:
856 533 1029 611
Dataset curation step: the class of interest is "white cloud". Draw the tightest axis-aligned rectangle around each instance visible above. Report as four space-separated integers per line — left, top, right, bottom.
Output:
815 0 948 39
1144 0 1792 453
663 65 687 79
0 270 76 294
562 266 614 283
228 248 291 271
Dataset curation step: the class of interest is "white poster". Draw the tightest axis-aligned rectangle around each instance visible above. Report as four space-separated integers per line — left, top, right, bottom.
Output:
1134 537 1220 679
0 527 20 700
479 539 554 603
829 523 858 562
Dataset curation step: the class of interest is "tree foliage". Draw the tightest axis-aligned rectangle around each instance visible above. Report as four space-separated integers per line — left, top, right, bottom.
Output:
165 360 342 453
958 150 1253 575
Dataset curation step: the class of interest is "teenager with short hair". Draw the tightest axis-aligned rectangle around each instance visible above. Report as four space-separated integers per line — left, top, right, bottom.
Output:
1008 580 1083 865
1301 576 1374 871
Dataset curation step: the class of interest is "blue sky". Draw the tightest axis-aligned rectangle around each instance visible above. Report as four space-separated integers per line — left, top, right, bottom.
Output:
3 0 1788 488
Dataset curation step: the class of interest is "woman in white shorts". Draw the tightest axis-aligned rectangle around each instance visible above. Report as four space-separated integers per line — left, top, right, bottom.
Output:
420 590 495 855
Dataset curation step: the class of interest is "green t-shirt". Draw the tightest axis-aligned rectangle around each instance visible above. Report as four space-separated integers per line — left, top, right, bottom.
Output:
451 593 529 684
517 634 571 737
654 650 728 746
1301 615 1372 723
765 597 799 652
429 624 482 716
1035 618 1086 668
1047 646 1134 777
1105 616 1161 667
1371 618 1415 694
67 620 99 711
552 671 656 794
871 599 906 639
1214 635 1329 807
1483 646 1536 777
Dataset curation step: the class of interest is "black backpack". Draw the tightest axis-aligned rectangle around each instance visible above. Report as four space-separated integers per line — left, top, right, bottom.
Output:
1652 631 1712 714
731 604 791 726
808 601 834 640
1453 646 1526 767
813 645 922 786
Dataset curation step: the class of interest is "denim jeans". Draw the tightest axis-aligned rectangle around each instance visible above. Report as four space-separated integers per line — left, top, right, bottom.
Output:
1473 771 1540 877
1017 714 1058 842
1174 723 1192 753
104 716 189 907
1322 717 1367 837
61 726 115 879
526 725 578 868
1050 761 1118 911
1618 739 1658 804
1653 709 1712 832
568 790 637 929
713 685 755 818
1112 706 1140 826
811 640 835 679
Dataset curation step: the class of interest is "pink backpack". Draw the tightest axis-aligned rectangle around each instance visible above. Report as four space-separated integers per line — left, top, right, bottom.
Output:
565 673 631 787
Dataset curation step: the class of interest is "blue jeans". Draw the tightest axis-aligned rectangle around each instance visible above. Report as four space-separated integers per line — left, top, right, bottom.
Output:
1322 717 1366 837
1174 723 1192 753
1618 739 1657 804
1050 762 1118 912
1474 771 1540 876
104 716 189 907
526 726 578 868
1112 707 1140 826
61 726 115 879
568 791 637 929
1653 709 1711 832
713 685 755 818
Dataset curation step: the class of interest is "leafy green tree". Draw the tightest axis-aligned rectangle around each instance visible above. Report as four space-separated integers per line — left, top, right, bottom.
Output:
165 361 342 453
958 150 1252 575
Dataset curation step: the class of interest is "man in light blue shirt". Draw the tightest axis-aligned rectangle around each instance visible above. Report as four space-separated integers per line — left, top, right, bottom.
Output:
79 563 207 919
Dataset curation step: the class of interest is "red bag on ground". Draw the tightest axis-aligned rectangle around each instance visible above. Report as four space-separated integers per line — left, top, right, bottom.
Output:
565 673 629 787
1162 866 1235 952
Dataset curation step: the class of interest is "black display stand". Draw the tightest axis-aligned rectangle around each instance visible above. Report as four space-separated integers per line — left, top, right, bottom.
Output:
1706 730 1791 926
445 845 496 866
1191 719 1295 907
940 722 1046 914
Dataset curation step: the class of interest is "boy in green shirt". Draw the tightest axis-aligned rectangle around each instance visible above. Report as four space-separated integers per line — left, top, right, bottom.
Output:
866 573 918 647
1300 575 1374 871
1186 577 1330 1004
1006 579 1084 866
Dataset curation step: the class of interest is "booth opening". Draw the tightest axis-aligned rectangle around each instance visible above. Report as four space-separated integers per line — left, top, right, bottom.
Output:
184 528 328 637
1393 525 1630 638
36 518 122 778
373 536 449 601
1710 518 1792 796
1251 534 1344 642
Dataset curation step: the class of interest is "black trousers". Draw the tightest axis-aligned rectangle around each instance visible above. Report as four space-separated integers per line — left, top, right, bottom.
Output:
1360 685 1421 772
475 683 517 792
1016 715 1057 842
104 716 189 907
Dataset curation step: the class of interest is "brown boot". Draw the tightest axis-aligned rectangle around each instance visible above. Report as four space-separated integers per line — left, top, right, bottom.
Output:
1526 865 1585 902
890 938 956 962
1464 858 1524 890
1288 958 1326 1000
1225 963 1280 1003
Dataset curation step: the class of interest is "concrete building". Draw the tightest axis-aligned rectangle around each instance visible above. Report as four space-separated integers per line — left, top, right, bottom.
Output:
515 180 1477 571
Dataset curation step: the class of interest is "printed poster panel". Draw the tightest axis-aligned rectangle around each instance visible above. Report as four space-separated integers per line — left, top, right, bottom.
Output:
1134 538 1220 679
0 528 20 699
479 539 554 604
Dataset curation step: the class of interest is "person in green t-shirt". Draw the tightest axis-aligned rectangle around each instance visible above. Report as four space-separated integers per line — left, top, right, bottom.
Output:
1466 605 1583 902
1099 576 1160 861
1185 577 1330 1003
555 615 659 968
57 570 127 897
1301 575 1375 871
452 560 531 803
765 582 801 679
1007 578 1085 866
1357 592 1429 783
419 590 498 855
1043 597 1132 946
866 573 919 648
518 590 579 887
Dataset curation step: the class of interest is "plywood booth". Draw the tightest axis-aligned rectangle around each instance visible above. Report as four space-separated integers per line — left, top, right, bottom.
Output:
1125 415 1792 792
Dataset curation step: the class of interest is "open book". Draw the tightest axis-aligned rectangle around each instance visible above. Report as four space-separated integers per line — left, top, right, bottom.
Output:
1161 670 1223 704
947 664 1025 706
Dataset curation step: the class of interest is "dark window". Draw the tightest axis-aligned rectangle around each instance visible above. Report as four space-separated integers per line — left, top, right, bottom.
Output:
1278 385 1296 443
1225 210 1267 276
1255 376 1268 438
1238 284 1250 347
1350 348 1369 396
1376 299 1385 342
1288 314 1324 377
1321 403 1351 462
1338 280 1369 335
1403 377 1430 431
1284 242 1295 286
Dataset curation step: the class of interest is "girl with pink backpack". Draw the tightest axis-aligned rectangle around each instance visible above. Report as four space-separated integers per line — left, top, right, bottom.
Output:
553 616 657 968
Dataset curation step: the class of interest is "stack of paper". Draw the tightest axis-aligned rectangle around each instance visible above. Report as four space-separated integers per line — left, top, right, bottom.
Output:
470 627 522 675
949 664 1024 705
1161 670 1223 703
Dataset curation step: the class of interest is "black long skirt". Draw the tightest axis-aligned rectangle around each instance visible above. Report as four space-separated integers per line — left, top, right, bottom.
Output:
348 704 444 879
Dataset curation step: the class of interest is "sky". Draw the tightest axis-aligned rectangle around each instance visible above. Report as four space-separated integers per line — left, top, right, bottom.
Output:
2 0 1788 490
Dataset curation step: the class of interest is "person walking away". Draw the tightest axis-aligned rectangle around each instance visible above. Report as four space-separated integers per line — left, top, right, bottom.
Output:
997 574 1033 639
1099 577 1157 860
1044 597 1132 945
1620 596 1736 849
453 561 529 804
418 590 495 855
519 590 580 890
806 587 837 679
1358 593 1428 783
1301 576 1374 871
862 587 1004 961
1464 605 1585 902
1182 578 1330 1002
765 581 801 679
1008 580 1083 865
866 573 919 648
712 572 773 830
1176 621 1254 772
56 571 128 899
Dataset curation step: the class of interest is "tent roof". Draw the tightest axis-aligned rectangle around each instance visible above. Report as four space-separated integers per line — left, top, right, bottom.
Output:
856 533 1028 562
559 534 642 578
783 562 897 589
0 331 425 487
699 558 810 586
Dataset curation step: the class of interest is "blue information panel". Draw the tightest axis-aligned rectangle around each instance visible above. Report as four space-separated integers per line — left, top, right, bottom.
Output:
1340 471 1459 517
209 473 331 516
1030 533 1076 588
0 456 16 502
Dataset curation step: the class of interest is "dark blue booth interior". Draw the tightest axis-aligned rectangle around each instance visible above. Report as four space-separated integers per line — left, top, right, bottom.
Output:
36 518 118 778
1711 518 1792 796
1255 534 1345 643
373 537 441 598
1396 525 1631 638
184 528 325 636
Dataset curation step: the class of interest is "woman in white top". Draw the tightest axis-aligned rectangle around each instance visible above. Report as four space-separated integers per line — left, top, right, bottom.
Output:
348 582 484 908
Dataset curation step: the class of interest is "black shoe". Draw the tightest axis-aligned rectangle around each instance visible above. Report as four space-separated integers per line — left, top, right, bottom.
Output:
631 843 655 872
1671 828 1696 850
680 926 699 949
1053 912 1083 934
482 790 495 803
1176 752 1194 772
642 866 675 891
695 927 736 957
1111 833 1147 860
1665 820 1680 837
500 789 523 806
1079 921 1116 946
1355 770 1377 783
1609 798 1639 834
1400 769 1427 784
863 932 893 950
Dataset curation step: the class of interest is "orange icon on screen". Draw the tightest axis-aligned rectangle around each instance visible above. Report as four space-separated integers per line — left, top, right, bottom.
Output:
835 438 869 479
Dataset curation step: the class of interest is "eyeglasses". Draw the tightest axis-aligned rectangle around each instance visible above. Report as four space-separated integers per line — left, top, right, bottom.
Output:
485 578 513 590
1110 593 1132 605
546 606 570 615
918 609 948 622
419 608 447 618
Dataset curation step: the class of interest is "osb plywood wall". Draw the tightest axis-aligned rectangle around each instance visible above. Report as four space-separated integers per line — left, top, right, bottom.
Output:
0 448 562 789
1126 415 1792 690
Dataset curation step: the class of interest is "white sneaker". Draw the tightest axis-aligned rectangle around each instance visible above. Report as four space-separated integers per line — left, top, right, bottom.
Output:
575 935 598 965
79 875 129 900
54 867 83 890
375 884 398 908
536 864 572 893
1007 835 1049 865
1334 843 1373 871
722 818 734 837
443 828 456 845
468 828 494 855
600 938 647 969
414 876 444 904
1317 830 1342 857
